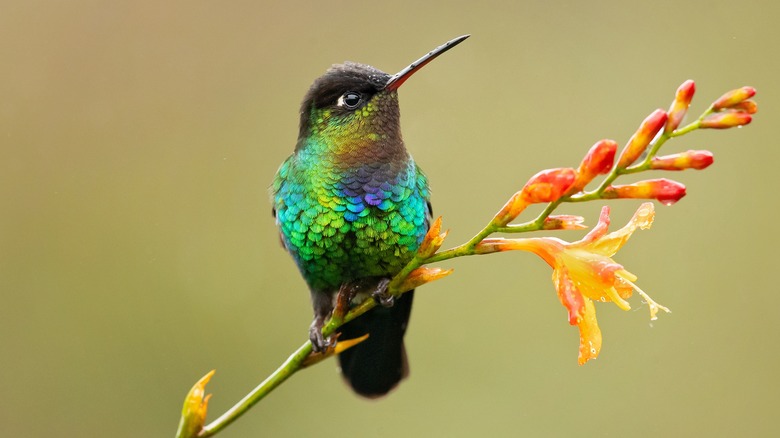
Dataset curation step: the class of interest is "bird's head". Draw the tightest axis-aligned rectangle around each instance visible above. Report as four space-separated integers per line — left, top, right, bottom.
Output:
295 35 469 156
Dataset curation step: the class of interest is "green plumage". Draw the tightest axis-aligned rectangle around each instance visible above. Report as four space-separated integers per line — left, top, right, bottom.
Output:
270 35 467 397
272 63 430 292
273 151 429 291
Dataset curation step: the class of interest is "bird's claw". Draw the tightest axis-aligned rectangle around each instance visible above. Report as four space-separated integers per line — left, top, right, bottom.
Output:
309 319 333 352
372 278 395 308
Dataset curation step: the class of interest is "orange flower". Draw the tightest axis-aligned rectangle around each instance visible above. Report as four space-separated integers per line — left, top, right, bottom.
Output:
496 203 670 364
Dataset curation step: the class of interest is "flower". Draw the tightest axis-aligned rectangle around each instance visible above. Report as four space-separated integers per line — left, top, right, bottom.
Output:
487 203 670 364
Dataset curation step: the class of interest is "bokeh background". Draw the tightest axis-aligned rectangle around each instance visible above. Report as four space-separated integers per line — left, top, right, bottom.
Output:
2 1 778 436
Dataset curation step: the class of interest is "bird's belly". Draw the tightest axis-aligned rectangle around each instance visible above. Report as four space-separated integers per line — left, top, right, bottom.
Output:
277 194 428 292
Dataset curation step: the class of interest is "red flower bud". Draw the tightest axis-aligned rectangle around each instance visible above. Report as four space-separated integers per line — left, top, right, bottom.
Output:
730 100 758 114
521 168 577 204
665 80 695 132
701 111 752 129
571 139 617 192
617 109 668 169
712 86 756 111
650 150 714 171
605 178 686 205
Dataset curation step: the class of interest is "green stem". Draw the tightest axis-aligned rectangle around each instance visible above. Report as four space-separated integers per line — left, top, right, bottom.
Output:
186 94 723 438
198 343 312 437
198 293 382 437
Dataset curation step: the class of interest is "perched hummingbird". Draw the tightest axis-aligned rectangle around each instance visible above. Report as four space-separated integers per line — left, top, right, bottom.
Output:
272 35 469 397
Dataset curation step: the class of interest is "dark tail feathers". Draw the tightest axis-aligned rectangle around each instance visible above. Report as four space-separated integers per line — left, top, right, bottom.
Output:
337 291 414 398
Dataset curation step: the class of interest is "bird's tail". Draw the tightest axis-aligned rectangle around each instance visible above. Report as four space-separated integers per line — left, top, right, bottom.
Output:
337 290 414 398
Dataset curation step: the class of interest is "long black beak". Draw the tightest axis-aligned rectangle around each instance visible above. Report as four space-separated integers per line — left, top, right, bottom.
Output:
384 35 470 91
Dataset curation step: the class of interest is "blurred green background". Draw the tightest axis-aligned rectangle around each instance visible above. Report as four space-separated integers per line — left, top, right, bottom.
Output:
2 1 778 436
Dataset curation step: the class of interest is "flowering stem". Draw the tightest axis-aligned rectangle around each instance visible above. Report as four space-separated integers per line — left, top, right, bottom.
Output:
176 82 756 438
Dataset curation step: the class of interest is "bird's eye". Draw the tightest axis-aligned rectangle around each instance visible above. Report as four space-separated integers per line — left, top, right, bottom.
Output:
338 92 362 109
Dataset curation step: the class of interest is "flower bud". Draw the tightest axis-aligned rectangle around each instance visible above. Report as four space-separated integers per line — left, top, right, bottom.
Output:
665 80 695 132
176 370 215 438
417 216 448 258
492 192 527 227
712 86 756 111
701 111 752 129
398 267 454 291
571 139 617 192
605 178 686 205
650 150 714 171
520 168 577 204
730 100 758 114
542 215 587 230
617 109 668 169
303 334 370 367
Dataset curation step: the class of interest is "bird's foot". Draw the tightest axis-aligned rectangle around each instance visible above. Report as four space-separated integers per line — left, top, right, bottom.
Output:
309 317 333 353
372 278 394 308
333 282 363 320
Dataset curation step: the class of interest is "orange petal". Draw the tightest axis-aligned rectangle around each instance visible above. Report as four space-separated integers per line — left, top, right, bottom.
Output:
587 202 654 257
577 206 611 245
553 266 585 325
577 299 602 365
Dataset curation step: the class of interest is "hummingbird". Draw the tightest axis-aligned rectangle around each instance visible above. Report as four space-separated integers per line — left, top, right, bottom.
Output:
272 35 469 397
